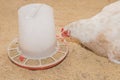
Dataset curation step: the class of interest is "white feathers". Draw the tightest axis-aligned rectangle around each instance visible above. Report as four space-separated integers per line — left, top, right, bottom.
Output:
65 17 105 43
64 1 120 64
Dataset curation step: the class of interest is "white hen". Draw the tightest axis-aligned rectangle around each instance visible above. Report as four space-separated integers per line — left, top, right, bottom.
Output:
63 1 120 64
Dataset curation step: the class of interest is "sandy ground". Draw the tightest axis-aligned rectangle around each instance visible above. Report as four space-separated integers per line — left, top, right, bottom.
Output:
1 0 120 80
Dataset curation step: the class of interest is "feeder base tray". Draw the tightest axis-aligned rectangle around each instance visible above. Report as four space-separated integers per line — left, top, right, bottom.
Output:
7 37 68 70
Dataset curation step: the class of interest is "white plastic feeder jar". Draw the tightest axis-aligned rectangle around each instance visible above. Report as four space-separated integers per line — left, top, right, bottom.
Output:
7 4 68 70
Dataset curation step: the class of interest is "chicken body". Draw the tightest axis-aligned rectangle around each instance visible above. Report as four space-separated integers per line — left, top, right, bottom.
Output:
64 1 120 64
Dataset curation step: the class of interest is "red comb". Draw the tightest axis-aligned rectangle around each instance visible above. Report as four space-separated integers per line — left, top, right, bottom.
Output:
61 28 64 32
61 30 70 37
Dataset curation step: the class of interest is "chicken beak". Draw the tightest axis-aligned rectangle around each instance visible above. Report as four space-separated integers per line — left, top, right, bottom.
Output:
61 28 71 37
